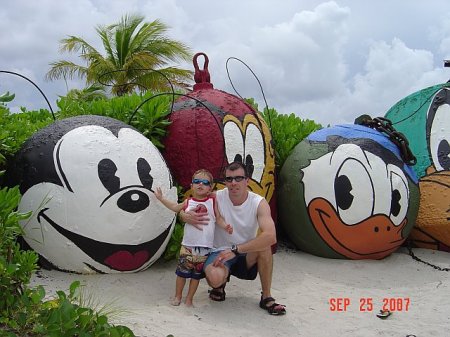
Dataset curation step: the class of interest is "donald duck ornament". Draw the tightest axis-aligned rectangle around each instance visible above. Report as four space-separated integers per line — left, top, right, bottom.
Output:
278 119 420 259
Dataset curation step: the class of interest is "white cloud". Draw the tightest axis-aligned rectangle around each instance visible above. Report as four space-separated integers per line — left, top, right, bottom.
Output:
1 0 450 125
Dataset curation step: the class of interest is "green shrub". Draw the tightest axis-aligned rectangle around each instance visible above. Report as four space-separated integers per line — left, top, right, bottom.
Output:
0 186 137 336
0 107 54 172
163 222 184 261
57 92 173 149
0 145 137 336
246 98 322 170
36 281 135 337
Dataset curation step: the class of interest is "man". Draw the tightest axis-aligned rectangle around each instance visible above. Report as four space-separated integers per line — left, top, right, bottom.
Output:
180 162 286 315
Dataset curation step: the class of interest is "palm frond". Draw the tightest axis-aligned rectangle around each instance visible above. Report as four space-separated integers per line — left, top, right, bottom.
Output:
47 13 193 95
59 36 99 56
45 60 88 81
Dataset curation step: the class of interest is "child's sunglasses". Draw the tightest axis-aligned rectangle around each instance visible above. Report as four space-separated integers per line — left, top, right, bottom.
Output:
224 176 246 183
192 178 211 186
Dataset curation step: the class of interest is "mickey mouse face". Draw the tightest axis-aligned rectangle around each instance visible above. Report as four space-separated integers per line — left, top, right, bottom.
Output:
14 116 177 273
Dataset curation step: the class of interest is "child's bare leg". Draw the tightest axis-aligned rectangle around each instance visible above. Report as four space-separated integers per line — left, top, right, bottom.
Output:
185 278 200 307
172 276 186 306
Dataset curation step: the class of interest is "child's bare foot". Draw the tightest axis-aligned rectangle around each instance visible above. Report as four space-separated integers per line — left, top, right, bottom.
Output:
171 297 181 306
185 299 194 307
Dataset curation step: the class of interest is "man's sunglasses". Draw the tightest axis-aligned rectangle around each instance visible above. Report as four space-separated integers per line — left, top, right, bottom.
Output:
224 176 246 183
192 178 211 186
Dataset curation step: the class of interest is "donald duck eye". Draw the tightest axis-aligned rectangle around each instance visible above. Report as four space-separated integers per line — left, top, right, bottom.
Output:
429 102 450 171
437 140 450 171
334 175 353 210
390 189 401 217
98 158 120 194
387 166 409 226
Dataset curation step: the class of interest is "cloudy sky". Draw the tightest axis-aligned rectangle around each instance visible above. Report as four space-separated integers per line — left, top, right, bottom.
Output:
1 0 450 126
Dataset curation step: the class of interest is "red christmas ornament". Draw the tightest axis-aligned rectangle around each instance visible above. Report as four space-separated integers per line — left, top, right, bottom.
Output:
162 52 276 219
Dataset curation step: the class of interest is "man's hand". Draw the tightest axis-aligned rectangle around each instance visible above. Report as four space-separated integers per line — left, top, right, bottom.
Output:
225 224 233 234
179 209 210 226
212 249 236 267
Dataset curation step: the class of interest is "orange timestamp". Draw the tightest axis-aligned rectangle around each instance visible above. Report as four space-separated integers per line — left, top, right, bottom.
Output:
329 297 410 312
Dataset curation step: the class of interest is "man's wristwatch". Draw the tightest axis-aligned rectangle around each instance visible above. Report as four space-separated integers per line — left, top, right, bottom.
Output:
231 244 239 255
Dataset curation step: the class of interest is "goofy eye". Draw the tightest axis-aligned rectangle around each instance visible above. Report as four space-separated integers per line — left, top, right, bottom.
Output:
334 158 374 225
224 121 244 165
137 158 153 190
387 165 409 226
243 123 265 182
98 158 120 194
429 103 450 171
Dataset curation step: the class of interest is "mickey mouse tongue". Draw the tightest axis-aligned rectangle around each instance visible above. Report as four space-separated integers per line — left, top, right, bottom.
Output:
104 251 150 271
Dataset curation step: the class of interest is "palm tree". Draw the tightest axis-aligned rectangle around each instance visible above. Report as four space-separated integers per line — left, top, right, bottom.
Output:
46 14 193 96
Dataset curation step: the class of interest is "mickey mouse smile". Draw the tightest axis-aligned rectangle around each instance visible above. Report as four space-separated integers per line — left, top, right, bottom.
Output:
38 207 173 272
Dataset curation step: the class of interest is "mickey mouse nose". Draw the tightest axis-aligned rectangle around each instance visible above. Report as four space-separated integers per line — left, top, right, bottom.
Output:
117 190 149 213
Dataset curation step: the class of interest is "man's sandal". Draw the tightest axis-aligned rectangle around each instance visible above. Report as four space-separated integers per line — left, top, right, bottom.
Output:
208 283 226 302
259 295 286 315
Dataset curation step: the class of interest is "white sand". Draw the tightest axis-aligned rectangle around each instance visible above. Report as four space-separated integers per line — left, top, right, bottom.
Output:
30 246 450 337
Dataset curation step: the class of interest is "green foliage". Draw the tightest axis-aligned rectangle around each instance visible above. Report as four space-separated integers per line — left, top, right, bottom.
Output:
0 132 137 335
163 222 184 261
264 108 322 169
246 98 322 170
35 281 135 337
1 280 136 336
65 84 108 102
0 186 38 333
163 185 185 261
57 92 172 149
0 107 54 172
0 186 137 335
0 92 16 105
0 186 35 290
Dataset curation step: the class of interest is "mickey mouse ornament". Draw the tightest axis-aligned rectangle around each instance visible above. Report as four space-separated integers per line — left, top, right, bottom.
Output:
9 115 177 273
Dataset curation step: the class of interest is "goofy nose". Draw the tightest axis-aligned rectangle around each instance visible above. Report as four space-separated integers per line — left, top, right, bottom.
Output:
117 190 149 213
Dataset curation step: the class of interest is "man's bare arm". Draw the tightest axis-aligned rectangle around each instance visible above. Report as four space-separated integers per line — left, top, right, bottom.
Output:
234 199 276 253
212 199 275 266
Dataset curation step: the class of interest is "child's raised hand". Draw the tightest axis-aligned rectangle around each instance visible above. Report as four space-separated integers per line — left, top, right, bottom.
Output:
226 224 233 234
154 187 163 201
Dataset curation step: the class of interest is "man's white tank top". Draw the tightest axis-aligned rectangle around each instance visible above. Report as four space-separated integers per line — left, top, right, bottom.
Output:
182 196 216 248
214 188 263 249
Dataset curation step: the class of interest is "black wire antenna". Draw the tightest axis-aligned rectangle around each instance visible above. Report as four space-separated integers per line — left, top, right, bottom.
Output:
0 70 56 120
225 57 273 130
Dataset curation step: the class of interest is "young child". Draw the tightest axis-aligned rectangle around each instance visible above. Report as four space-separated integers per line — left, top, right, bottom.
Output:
155 169 232 307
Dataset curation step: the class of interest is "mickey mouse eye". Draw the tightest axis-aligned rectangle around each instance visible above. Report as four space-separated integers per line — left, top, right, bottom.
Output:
137 158 153 190
98 158 120 194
